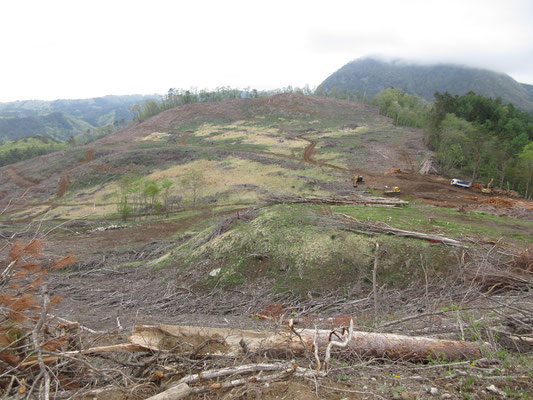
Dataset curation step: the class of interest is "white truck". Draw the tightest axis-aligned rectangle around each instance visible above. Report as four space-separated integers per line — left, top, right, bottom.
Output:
450 179 471 188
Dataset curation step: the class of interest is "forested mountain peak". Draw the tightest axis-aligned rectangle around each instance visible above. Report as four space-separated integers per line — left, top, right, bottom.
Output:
319 58 533 111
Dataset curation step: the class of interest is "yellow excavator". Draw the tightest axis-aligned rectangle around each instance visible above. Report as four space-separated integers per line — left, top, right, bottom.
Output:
353 175 364 187
384 186 401 196
481 178 494 194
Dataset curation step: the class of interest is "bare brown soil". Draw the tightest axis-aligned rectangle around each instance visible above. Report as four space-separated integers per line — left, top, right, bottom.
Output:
56 171 70 198
298 135 351 172
178 132 191 144
301 136 317 163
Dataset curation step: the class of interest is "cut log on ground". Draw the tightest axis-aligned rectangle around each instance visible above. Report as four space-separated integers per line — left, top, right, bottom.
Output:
129 324 483 362
266 194 408 207
331 213 468 248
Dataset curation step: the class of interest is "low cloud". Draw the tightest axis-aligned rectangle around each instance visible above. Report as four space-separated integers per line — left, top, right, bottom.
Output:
308 31 401 54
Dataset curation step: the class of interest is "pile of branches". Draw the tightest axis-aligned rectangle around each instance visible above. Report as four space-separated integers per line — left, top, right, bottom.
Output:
1 227 531 398
200 207 259 246
462 246 533 293
0 235 488 399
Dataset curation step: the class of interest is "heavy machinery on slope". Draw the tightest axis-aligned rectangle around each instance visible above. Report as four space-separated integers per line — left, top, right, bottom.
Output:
481 178 494 194
384 186 401 196
353 175 364 187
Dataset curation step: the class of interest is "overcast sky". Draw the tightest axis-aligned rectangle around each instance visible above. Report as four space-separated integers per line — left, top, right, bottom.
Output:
1 0 532 102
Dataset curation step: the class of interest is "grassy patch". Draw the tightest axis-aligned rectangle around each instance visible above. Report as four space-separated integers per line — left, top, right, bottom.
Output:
163 204 460 294
187 122 307 155
139 131 170 142
333 204 533 244
68 171 122 192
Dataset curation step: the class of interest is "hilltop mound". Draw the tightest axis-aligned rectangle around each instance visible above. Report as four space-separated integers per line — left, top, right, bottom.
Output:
319 58 533 110
97 93 379 144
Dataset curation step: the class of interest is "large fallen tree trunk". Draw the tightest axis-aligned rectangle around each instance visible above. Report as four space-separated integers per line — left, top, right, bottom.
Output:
331 213 468 248
129 324 483 362
266 194 408 207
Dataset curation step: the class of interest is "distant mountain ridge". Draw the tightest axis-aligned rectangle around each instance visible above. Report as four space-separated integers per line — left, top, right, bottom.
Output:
0 112 93 142
0 94 159 141
319 58 533 110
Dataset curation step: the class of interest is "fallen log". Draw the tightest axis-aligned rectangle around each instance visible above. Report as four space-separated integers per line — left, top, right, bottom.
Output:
266 194 408 207
129 324 483 362
335 214 468 248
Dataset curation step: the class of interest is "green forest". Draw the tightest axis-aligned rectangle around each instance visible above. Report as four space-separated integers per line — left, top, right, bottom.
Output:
0 123 120 167
427 91 533 198
356 88 533 198
0 136 67 167
0 94 158 142
318 58 533 111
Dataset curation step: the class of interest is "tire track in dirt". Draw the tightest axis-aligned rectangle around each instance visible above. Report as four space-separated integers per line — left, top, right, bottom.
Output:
56 149 95 200
296 135 353 173
179 132 191 144
7 166 40 187
301 137 317 163
56 172 70 199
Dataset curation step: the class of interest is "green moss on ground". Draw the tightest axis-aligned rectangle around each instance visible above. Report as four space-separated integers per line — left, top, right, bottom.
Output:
161 204 466 295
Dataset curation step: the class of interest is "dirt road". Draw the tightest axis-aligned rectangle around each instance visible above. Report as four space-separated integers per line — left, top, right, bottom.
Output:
297 135 355 173
7 165 39 187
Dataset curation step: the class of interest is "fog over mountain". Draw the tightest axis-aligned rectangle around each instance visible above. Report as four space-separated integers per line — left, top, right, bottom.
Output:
319 58 533 110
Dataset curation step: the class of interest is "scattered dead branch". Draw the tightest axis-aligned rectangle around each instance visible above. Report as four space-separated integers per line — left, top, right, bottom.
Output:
201 207 258 246
462 246 533 292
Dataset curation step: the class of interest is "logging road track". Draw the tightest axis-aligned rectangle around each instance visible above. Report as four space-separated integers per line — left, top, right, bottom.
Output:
297 135 354 173
179 132 191 144
7 166 39 187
